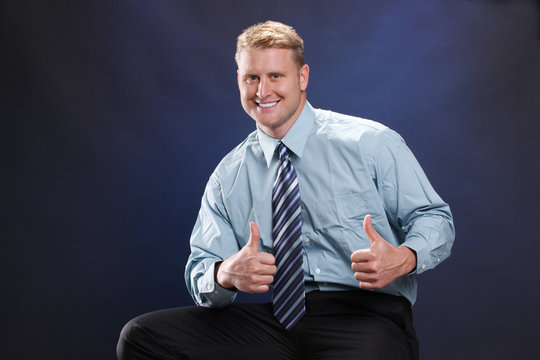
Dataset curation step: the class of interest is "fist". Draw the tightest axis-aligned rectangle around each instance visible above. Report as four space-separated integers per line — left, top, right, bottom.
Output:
351 215 416 290
216 222 277 293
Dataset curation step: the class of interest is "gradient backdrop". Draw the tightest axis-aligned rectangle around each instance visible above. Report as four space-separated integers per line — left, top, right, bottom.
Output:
2 1 540 359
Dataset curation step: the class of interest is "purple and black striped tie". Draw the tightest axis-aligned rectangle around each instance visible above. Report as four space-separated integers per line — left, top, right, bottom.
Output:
272 142 305 331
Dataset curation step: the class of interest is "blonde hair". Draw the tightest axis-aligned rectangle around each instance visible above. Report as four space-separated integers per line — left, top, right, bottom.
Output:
235 21 305 67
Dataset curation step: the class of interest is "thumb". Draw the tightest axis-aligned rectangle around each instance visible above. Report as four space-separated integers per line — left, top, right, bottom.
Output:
363 214 380 245
245 222 260 251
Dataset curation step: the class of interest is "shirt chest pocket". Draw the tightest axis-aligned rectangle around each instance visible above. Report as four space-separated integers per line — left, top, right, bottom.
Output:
314 193 368 231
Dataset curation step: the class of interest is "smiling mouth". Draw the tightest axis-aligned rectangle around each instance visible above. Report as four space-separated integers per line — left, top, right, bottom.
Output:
256 100 279 108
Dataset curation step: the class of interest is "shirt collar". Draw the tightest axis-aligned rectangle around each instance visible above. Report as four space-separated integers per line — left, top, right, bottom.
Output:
257 101 316 167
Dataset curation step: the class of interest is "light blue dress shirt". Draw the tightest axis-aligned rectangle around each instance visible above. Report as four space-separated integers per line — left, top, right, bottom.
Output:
185 101 454 308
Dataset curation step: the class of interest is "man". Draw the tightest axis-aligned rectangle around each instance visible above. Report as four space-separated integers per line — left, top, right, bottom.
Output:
117 21 454 360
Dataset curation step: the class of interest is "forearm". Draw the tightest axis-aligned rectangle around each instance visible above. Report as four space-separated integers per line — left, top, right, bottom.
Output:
401 211 455 274
184 174 243 307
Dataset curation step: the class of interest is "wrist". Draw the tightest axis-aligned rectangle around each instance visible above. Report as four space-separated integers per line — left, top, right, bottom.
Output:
400 246 417 274
215 261 235 290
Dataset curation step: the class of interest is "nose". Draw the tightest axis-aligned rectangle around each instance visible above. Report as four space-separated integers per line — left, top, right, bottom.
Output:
256 78 270 99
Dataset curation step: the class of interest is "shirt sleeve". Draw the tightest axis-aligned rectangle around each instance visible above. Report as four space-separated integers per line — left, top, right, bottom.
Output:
369 128 455 274
184 174 238 307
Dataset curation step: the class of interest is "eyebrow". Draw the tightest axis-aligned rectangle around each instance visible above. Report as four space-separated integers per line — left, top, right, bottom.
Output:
241 71 286 78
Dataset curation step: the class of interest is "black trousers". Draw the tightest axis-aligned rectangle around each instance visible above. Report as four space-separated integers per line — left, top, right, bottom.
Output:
117 290 419 360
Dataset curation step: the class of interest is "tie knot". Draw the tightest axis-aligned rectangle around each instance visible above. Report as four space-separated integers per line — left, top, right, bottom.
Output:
276 142 289 161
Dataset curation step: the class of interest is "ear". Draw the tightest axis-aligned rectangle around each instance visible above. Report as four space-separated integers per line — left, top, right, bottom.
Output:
237 69 244 92
299 64 309 91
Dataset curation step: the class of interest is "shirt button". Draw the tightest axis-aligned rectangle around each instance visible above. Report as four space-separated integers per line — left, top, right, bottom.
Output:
437 258 441 263
315 268 321 274
305 237 310 243
206 284 211 290
421 264 426 270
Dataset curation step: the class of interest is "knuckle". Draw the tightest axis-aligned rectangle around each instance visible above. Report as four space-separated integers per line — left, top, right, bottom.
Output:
247 262 262 274
370 261 381 272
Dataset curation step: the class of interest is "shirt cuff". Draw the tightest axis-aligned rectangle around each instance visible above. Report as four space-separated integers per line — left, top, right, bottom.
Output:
197 261 237 308
400 235 430 275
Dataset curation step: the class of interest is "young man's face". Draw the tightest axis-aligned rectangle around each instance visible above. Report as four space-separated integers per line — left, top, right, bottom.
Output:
237 47 309 139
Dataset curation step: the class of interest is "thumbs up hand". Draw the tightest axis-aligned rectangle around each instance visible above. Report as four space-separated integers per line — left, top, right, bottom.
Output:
216 222 277 293
350 215 417 290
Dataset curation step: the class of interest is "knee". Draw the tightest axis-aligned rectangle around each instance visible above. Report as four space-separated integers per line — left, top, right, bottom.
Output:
116 315 149 359
118 316 137 343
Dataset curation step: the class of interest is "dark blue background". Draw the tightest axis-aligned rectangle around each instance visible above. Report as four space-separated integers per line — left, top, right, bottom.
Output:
2 1 539 359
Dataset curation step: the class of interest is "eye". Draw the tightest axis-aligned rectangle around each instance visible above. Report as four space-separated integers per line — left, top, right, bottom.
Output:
246 75 258 84
272 74 280 79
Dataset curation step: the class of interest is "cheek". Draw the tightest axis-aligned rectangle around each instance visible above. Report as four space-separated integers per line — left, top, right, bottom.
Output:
239 86 255 99
279 82 300 97
239 90 253 109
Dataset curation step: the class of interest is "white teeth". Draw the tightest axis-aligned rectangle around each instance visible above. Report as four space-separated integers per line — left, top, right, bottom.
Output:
258 101 278 108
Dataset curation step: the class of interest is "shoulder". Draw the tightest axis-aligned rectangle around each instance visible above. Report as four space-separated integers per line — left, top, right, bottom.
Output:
311 108 405 148
210 130 261 181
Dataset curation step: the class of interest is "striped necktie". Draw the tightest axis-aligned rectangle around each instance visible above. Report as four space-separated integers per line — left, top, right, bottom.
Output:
272 142 305 330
